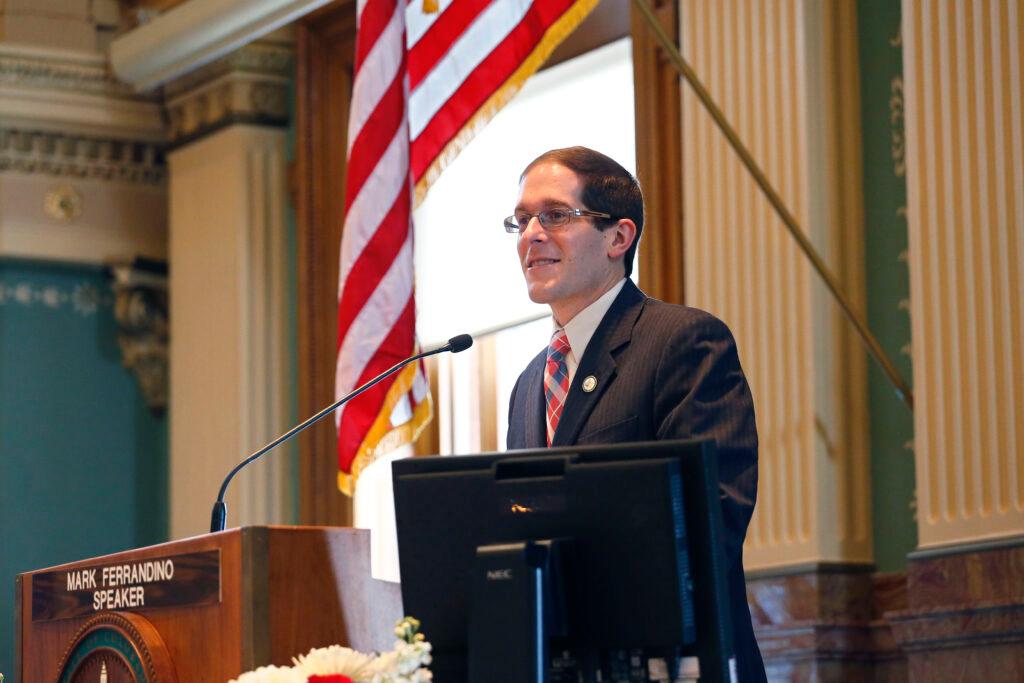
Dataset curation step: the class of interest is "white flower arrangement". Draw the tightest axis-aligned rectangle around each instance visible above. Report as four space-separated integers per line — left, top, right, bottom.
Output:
230 665 307 683
228 617 432 683
293 645 377 679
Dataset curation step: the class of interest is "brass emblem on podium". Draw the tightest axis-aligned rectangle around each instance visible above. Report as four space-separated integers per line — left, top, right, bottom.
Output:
56 612 176 683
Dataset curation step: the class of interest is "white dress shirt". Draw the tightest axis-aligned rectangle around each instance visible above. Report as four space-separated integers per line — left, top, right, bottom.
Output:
553 278 627 388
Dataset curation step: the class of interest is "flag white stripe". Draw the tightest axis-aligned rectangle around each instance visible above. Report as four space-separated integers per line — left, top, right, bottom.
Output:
405 0 456 49
338 232 414 383
335 232 415 424
389 393 412 425
339 125 409 288
348 3 405 152
408 0 532 139
412 363 429 401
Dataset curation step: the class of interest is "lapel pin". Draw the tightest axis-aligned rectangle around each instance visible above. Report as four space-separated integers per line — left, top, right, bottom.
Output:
582 375 598 393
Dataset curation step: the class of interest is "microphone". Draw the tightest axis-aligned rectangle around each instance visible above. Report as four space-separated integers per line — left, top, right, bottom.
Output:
210 334 474 532
447 333 472 353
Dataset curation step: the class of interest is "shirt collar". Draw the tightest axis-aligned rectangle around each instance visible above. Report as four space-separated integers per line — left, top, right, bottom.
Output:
554 278 627 363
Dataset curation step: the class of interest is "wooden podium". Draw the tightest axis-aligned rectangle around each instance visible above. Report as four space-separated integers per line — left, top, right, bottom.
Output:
15 526 402 683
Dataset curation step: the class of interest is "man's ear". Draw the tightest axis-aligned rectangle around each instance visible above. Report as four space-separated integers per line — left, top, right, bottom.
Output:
607 219 637 260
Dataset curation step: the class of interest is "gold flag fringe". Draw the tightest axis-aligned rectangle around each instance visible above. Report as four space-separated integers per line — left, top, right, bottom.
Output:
337 360 434 496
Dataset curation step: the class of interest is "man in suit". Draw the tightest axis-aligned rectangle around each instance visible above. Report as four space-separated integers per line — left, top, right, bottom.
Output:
505 146 766 681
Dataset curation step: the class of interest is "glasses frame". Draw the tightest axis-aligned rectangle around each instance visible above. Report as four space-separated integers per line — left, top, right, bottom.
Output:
503 207 613 234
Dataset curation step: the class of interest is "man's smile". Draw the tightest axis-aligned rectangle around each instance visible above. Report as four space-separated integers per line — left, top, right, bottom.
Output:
527 257 561 270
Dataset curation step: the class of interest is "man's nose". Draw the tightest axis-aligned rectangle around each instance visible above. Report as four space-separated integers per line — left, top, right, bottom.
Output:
521 215 546 241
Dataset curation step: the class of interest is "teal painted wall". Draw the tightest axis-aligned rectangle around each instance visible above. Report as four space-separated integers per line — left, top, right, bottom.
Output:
857 0 917 571
0 258 168 679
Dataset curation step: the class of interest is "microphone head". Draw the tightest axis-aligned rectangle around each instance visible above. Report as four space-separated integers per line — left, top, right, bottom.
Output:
447 334 473 353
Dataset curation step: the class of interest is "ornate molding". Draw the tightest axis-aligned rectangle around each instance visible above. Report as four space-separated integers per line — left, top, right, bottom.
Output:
164 42 293 145
0 45 138 99
0 128 166 185
162 41 293 97
110 261 169 413
0 45 164 141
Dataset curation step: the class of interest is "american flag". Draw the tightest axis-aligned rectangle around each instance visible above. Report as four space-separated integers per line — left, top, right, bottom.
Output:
336 0 598 494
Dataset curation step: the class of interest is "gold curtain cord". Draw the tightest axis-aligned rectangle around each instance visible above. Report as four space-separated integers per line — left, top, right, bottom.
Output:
631 0 914 412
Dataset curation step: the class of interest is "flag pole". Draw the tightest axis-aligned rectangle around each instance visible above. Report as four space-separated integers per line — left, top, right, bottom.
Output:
630 0 913 412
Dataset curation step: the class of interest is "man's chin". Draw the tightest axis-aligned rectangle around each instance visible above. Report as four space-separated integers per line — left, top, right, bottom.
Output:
526 284 555 306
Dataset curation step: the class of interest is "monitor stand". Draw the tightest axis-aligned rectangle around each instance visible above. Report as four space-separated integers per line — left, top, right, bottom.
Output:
467 539 568 683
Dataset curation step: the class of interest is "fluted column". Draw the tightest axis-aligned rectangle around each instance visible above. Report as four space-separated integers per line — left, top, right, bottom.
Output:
165 39 295 538
680 0 870 569
889 8 1024 676
902 0 1023 549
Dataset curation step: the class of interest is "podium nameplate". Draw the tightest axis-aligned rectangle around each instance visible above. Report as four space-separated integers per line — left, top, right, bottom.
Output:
31 549 220 621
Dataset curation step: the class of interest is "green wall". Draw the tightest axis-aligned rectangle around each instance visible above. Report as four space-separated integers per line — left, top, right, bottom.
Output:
0 259 168 679
857 0 917 571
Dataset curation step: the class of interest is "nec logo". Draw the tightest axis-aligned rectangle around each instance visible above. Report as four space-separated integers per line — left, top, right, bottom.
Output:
486 569 513 580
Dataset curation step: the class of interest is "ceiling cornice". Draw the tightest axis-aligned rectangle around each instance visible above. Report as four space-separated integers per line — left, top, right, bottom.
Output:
109 0 330 91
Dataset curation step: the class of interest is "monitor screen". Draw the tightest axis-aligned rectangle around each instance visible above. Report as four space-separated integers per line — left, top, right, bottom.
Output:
392 439 735 682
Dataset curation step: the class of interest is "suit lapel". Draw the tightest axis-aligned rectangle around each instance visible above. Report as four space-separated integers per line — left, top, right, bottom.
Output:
551 281 646 447
524 355 547 448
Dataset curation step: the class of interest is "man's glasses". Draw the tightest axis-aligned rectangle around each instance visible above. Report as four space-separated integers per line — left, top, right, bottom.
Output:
503 207 612 233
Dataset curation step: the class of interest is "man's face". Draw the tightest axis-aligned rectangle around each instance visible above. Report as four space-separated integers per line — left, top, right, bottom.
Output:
515 162 624 324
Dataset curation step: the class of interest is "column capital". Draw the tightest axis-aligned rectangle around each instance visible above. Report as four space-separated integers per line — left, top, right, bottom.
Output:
163 39 294 147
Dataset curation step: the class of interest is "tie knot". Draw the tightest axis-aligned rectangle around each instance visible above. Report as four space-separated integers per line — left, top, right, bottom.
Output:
548 329 570 358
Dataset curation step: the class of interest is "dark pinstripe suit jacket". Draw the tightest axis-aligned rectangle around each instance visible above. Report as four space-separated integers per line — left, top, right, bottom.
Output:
506 279 766 681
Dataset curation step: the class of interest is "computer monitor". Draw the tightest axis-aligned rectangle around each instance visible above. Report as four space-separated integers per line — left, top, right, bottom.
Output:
392 439 736 682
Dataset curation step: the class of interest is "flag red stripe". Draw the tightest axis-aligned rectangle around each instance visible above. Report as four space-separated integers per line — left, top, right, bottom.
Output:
407 0 490 90
344 64 406 204
337 190 411 349
354 0 397 70
409 0 575 182
337 295 416 468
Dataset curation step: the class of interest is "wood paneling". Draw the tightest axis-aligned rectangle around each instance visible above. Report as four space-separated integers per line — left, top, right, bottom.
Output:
547 0 630 69
16 527 399 682
632 0 685 304
295 0 357 526
18 531 244 683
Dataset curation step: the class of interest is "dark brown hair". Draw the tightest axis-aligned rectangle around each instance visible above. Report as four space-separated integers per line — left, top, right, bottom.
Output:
521 146 644 277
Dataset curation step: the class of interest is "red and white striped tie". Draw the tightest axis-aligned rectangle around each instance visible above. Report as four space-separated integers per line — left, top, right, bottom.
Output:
544 329 571 446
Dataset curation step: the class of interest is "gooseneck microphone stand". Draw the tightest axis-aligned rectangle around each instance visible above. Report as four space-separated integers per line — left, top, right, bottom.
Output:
209 334 473 533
